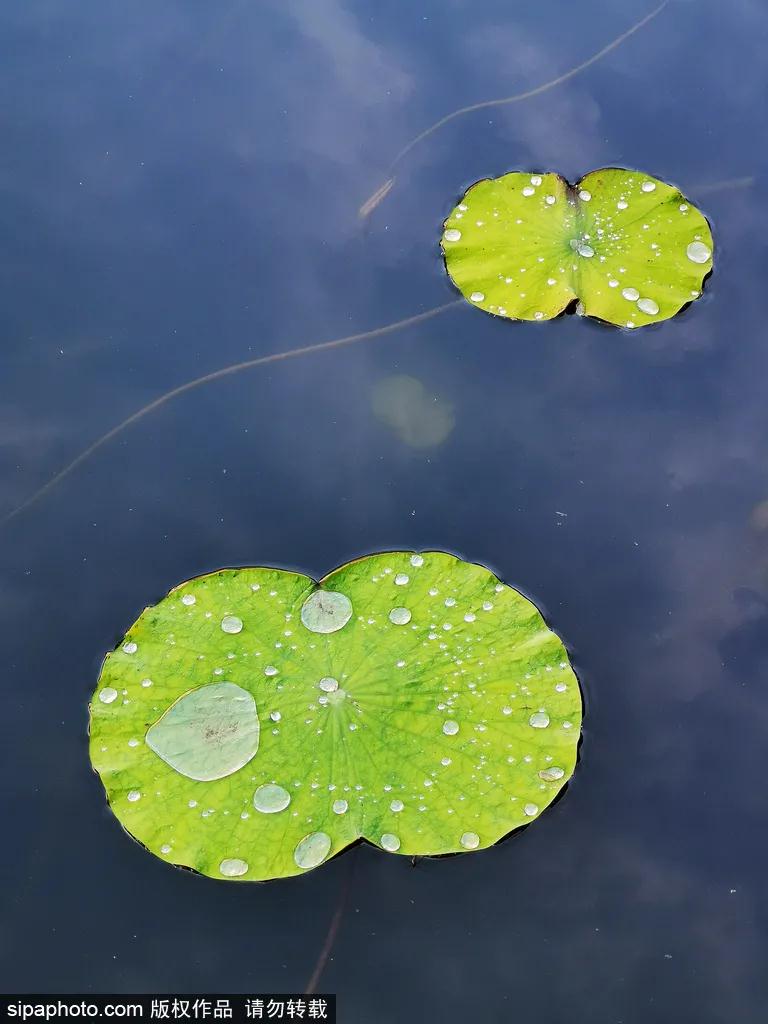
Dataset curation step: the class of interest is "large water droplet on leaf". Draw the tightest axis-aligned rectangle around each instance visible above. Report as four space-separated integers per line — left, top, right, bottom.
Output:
380 833 401 852
145 682 260 782
300 591 353 634
219 858 248 877
686 240 711 264
389 607 412 625
294 832 332 870
253 784 291 814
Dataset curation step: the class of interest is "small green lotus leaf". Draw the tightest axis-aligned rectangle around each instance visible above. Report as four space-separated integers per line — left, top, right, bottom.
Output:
441 168 713 328
90 552 582 881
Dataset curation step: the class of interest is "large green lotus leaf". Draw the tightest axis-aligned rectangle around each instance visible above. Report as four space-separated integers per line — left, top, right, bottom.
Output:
90 552 582 881
441 167 713 328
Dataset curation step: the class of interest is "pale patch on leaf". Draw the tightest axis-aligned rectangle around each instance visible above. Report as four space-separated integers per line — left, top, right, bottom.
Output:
145 682 260 783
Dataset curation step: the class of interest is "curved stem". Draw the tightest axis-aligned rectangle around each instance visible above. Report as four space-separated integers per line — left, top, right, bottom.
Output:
2 300 461 527
304 849 357 995
693 176 755 196
359 1 668 217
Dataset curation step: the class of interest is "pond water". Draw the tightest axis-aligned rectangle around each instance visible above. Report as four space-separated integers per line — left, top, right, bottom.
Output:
1 0 767 1020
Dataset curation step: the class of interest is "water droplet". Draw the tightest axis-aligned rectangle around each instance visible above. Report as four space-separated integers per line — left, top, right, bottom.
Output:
555 682 567 692
622 287 640 301
390 799 404 812
181 594 196 606
529 711 550 729
389 607 412 625
410 554 424 567
460 832 480 849
524 803 539 816
128 738 139 747
253 783 291 813
269 710 281 722
470 291 485 303
99 687 118 704
332 799 348 815
637 297 659 315
464 612 476 622
123 642 137 654
617 200 628 210
579 189 592 201
443 720 459 736
141 678 153 688
545 195 556 205
444 228 461 242
380 833 400 852
679 203 689 212
687 241 711 264
394 573 409 586
608 279 619 288
522 186 535 197
294 831 332 870
160 844 172 854
127 790 141 802
301 591 353 634
641 181 656 192
221 615 243 634
264 665 278 677
577 243 594 258
539 767 565 781
530 175 542 186
146 682 260 782
219 858 248 877
318 677 339 693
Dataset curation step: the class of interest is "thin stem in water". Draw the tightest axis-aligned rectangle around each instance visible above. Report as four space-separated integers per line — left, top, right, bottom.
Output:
359 1 669 218
304 850 357 995
2 301 461 527
693 176 755 196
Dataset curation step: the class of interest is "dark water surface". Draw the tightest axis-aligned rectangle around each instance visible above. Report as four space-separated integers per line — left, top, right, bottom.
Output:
2 1 767 1020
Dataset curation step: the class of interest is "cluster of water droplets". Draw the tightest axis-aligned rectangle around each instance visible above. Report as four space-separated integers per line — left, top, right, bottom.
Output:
575 176 712 327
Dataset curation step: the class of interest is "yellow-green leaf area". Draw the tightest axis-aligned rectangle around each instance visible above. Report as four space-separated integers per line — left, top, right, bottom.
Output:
89 552 582 882
441 168 713 328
